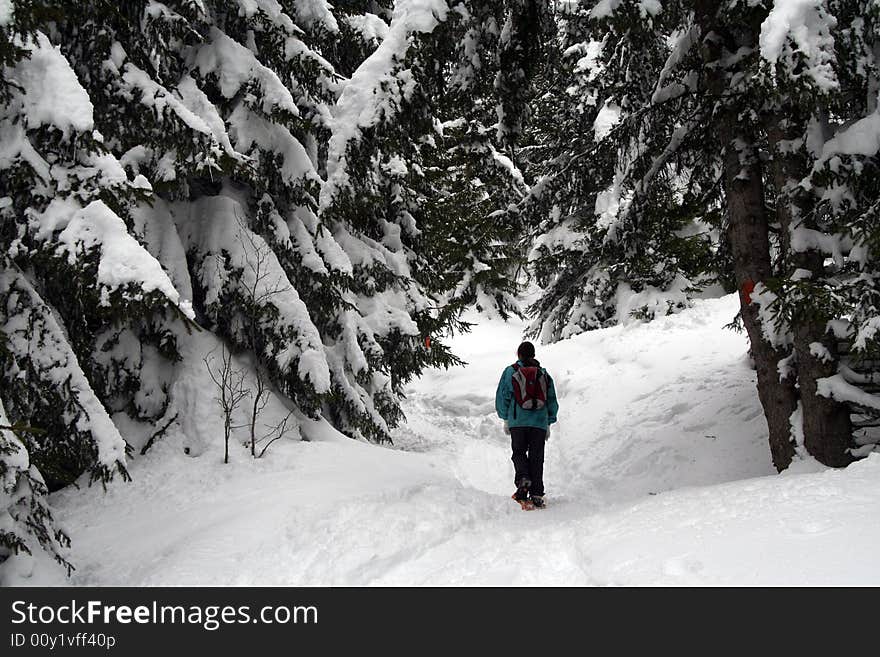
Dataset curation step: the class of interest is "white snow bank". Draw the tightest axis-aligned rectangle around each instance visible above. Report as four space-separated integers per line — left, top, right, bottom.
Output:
371 454 880 585
404 295 780 501
43 294 880 586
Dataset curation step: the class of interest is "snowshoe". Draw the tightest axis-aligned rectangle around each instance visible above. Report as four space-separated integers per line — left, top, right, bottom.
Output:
512 479 534 510
512 492 535 510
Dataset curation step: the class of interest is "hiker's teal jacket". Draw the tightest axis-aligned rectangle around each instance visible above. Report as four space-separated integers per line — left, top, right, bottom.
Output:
495 360 559 430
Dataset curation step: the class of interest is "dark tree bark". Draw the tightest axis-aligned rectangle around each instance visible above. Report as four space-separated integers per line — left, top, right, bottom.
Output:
697 5 798 470
766 118 854 467
721 137 799 471
794 321 854 467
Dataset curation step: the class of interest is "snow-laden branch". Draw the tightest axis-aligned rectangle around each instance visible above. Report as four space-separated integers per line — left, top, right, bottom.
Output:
651 25 700 105
817 373 880 412
320 0 450 211
759 0 839 92
0 270 128 473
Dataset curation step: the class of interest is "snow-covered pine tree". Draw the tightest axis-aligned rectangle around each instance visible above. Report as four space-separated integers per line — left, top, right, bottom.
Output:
521 2 727 342
418 113 527 325
750 0 854 467
519 0 880 469
0 1 189 577
693 0 879 468
493 0 555 153
779 0 880 463
1 0 533 577
0 350 73 584
316 0 455 440
416 2 530 326
316 0 532 438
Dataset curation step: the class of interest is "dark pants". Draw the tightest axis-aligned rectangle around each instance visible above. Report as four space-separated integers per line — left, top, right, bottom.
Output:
510 426 547 497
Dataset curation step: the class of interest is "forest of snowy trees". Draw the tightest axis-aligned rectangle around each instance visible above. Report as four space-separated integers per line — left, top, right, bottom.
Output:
1 0 879 578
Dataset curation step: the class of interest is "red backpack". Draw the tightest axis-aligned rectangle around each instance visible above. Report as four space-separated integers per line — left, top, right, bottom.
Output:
511 363 548 410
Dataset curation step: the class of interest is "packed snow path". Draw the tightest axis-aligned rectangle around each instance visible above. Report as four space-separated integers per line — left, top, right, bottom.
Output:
42 296 880 586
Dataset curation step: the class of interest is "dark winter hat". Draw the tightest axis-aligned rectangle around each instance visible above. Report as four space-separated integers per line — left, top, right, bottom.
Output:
517 341 536 361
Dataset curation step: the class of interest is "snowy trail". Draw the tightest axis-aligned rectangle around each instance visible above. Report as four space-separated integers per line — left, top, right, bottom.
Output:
42 295 880 586
395 295 775 505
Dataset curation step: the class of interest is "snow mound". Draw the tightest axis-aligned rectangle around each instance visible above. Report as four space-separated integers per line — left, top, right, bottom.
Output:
30 295 880 586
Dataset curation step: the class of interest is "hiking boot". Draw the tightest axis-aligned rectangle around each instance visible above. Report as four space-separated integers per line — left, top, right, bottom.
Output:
530 495 545 509
513 478 531 501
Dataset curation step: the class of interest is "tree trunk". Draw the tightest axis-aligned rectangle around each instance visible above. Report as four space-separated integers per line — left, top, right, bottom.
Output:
721 137 799 471
696 6 798 470
766 119 854 467
794 322 854 466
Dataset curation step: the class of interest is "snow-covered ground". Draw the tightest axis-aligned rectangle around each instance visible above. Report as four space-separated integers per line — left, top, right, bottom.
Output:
28 295 880 586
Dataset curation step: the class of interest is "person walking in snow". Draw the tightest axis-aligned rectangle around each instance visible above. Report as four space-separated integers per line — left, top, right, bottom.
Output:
495 341 559 510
